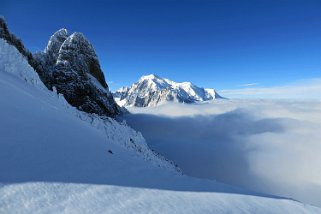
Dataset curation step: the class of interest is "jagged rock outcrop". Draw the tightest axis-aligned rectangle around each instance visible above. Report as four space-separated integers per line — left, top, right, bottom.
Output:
34 29 121 116
114 74 223 107
1 17 120 116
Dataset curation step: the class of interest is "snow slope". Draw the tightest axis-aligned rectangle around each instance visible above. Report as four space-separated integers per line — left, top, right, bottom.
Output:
0 38 320 213
114 74 223 107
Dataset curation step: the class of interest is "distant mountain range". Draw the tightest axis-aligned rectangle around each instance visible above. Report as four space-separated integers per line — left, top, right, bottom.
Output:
114 74 223 107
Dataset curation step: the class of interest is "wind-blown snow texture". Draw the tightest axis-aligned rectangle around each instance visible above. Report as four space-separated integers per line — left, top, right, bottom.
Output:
114 74 223 107
1 39 320 213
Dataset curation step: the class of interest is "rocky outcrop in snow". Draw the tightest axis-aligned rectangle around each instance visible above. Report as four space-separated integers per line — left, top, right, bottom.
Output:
0 37 179 174
1 17 120 117
33 29 120 116
114 74 223 107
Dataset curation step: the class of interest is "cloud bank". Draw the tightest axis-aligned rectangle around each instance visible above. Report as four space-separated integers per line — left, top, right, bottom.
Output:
124 100 321 207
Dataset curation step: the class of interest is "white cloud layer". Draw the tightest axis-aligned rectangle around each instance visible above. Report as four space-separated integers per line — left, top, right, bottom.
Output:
238 82 260 87
125 100 321 207
220 78 321 99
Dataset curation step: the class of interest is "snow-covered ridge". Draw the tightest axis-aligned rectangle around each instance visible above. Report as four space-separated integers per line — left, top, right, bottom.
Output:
114 74 223 107
0 38 178 172
0 38 46 89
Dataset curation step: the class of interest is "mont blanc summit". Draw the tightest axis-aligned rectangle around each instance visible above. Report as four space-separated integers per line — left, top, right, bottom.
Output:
114 74 223 107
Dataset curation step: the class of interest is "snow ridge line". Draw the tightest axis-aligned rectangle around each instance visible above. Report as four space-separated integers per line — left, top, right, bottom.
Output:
1 38 180 174
54 91 181 173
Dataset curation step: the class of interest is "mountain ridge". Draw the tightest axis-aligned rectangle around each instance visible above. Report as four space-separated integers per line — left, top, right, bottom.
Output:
114 74 223 107
0 17 120 117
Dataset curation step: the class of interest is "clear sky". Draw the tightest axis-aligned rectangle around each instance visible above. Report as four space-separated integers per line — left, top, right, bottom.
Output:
2 0 321 92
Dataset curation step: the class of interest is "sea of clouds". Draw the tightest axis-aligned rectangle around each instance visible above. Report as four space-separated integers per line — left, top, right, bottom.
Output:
124 99 321 207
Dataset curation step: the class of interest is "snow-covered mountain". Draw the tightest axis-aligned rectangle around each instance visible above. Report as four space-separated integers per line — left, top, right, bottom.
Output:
1 36 320 214
114 74 223 107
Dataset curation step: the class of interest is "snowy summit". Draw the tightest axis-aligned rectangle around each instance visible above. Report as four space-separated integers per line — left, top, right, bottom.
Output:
114 74 223 107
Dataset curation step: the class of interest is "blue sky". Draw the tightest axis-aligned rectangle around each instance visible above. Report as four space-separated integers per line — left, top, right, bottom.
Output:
2 0 321 92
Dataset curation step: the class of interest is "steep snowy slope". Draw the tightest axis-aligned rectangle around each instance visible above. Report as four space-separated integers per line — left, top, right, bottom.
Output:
0 38 175 174
1 39 320 213
114 74 223 107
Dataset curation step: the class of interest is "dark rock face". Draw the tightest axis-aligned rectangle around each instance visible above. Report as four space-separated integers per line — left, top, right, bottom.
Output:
55 32 107 88
34 30 121 116
0 17 121 117
0 17 28 57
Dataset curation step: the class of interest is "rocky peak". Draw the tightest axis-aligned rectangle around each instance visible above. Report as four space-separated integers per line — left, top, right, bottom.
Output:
1 19 121 116
33 29 120 116
56 32 107 88
44 28 68 63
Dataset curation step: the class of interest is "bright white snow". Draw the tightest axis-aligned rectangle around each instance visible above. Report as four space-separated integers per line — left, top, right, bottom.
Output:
1 38 320 213
115 74 222 107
